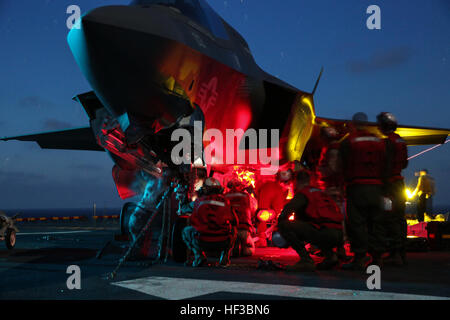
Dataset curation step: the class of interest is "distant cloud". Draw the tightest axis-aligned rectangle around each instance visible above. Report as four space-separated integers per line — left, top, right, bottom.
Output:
347 47 413 74
42 119 73 130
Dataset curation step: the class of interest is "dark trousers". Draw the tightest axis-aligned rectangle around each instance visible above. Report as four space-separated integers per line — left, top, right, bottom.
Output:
182 226 236 256
417 194 432 222
385 180 407 254
278 220 343 259
346 184 386 255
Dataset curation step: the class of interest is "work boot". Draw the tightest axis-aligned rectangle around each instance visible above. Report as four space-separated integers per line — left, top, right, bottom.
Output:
316 251 339 270
342 254 372 271
192 251 207 267
232 241 241 257
286 256 316 272
384 251 406 267
400 251 408 266
184 254 194 267
219 249 232 267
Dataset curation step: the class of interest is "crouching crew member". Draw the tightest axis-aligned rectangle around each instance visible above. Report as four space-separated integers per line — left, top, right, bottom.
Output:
377 112 409 266
278 170 344 271
182 178 238 267
225 179 255 257
340 113 387 270
255 171 290 247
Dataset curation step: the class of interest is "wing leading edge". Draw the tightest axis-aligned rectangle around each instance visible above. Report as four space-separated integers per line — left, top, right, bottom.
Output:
316 117 450 146
1 127 104 151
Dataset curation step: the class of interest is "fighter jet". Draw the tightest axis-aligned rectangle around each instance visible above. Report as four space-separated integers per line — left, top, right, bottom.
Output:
2 0 450 199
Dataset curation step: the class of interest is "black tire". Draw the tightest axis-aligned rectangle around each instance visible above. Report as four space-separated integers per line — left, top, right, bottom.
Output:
171 217 188 263
6 229 16 250
120 202 138 236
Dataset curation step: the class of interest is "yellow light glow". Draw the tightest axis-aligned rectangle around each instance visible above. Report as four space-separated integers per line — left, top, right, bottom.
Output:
288 212 295 221
233 167 256 189
424 214 446 223
405 188 416 200
286 95 315 161
257 210 274 222
301 96 316 125
407 219 419 226
286 185 294 200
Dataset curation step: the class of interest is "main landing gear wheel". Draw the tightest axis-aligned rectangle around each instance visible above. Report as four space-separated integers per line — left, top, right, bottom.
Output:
6 229 16 250
120 202 138 236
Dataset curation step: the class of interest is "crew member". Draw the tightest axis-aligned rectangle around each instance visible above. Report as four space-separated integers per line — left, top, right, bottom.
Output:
278 170 344 271
316 126 349 260
254 170 291 247
340 112 387 270
414 169 436 222
377 112 408 266
128 173 167 260
303 126 334 188
182 178 238 267
225 179 255 257
316 126 345 209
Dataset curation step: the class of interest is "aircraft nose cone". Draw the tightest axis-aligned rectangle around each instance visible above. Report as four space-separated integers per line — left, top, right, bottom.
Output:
67 5 190 125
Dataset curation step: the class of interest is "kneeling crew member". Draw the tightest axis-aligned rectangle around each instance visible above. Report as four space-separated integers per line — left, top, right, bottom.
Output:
278 170 344 271
225 179 255 257
182 178 238 267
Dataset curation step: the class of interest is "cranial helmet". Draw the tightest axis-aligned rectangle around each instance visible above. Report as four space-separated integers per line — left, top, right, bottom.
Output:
321 126 339 140
352 112 368 123
201 177 224 195
227 178 244 191
377 112 398 133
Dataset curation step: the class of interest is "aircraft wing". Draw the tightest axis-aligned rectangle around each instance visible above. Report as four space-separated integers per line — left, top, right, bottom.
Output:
316 117 450 146
0 127 104 151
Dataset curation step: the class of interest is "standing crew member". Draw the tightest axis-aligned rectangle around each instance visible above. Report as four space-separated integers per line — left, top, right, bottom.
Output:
278 170 344 271
340 112 387 270
414 169 436 222
377 112 408 266
182 178 238 267
316 126 349 260
225 179 255 257
317 126 345 210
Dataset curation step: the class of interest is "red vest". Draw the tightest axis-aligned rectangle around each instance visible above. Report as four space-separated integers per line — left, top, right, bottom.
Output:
257 181 288 214
190 194 238 242
225 191 252 231
297 187 343 230
387 132 408 181
344 131 386 185
317 141 344 189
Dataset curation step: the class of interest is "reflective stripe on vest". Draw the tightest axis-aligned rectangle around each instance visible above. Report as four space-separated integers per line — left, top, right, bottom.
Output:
351 136 382 143
197 200 226 208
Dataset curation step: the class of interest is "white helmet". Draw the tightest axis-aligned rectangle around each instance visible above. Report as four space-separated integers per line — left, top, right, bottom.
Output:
204 177 222 188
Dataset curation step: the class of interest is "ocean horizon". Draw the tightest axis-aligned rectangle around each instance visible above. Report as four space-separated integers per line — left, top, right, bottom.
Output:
0 207 122 218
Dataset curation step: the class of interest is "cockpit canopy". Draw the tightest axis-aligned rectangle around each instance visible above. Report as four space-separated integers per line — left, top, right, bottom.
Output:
130 0 229 39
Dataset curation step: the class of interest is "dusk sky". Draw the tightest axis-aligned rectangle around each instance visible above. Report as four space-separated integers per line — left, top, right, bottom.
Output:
0 0 449 210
